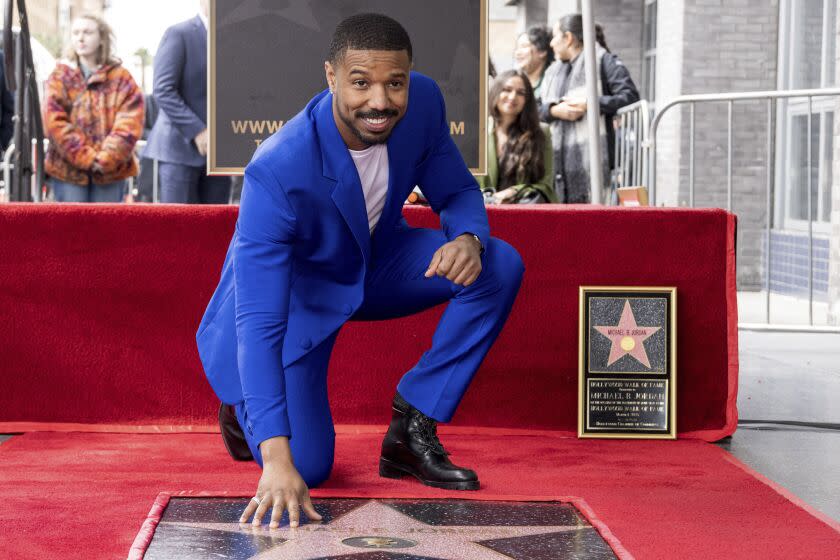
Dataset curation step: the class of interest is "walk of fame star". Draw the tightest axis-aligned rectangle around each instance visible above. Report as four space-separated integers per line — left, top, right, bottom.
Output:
158 500 588 560
593 300 661 368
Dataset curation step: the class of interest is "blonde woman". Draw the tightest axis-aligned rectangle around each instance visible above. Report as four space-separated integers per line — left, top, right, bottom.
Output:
44 14 143 202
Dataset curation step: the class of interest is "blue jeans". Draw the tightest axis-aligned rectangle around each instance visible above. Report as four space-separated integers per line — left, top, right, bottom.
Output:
158 162 231 204
49 177 126 203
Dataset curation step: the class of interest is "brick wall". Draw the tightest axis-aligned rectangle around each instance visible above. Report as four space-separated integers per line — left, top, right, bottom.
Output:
674 0 779 289
545 0 644 86
19 0 60 38
591 0 644 83
533 0 838 312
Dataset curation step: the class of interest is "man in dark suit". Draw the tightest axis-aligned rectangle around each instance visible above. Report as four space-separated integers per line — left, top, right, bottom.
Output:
196 14 524 529
144 0 230 203
0 50 14 153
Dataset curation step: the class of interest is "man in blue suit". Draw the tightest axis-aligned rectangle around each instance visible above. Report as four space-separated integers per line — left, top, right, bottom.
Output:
145 0 230 203
196 14 524 529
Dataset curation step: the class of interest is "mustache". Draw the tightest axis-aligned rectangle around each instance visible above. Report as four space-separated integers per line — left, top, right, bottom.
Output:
356 109 399 119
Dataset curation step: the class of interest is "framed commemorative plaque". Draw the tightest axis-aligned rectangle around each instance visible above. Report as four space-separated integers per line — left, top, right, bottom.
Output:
578 287 677 439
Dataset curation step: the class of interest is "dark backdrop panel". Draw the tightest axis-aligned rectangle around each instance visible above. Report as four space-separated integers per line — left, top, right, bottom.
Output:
211 0 484 172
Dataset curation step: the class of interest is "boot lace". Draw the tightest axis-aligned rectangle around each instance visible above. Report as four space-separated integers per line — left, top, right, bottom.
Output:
416 414 449 456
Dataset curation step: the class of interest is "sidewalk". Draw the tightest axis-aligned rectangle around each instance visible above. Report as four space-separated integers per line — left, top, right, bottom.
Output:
738 290 833 327
722 328 840 522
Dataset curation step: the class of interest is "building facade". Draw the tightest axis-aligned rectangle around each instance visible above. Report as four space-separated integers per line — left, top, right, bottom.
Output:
494 0 840 325
16 0 106 57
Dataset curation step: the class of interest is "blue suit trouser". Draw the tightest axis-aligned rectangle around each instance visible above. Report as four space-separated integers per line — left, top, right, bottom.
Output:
235 226 524 487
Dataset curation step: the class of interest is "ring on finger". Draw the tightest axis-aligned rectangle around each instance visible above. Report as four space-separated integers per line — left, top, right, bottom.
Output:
251 496 263 506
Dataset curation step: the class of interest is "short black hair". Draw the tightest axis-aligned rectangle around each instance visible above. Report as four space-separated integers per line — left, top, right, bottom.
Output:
328 13 413 65
521 25 555 66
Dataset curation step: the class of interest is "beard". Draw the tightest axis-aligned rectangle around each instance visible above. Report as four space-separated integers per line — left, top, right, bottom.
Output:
337 104 400 146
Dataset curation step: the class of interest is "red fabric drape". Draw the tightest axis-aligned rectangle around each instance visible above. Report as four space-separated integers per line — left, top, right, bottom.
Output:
0 204 738 439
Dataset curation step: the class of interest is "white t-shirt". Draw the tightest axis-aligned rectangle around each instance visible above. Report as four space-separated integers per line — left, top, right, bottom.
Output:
348 143 389 233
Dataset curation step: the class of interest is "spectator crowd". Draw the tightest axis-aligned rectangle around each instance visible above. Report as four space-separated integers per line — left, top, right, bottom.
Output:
16 7 639 206
485 15 640 204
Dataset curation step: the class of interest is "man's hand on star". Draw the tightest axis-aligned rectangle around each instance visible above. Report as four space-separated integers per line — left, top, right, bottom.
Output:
424 234 482 286
239 437 322 529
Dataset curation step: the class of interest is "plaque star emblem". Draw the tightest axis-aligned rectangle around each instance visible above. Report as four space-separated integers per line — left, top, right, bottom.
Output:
218 0 320 31
593 300 661 368
160 500 584 559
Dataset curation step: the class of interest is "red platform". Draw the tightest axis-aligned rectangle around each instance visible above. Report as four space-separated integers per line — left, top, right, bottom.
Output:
0 204 738 440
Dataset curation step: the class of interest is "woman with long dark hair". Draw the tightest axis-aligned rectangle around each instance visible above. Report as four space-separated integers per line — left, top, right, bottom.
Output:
479 69 556 204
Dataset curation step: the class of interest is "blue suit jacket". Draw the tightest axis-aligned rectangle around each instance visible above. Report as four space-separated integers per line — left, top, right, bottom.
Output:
196 73 489 446
144 15 207 166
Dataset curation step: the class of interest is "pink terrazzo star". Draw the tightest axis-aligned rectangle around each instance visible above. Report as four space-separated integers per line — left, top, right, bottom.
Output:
163 500 584 559
593 300 661 368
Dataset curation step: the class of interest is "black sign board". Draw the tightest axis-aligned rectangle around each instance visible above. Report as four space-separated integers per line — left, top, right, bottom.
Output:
578 287 677 439
208 0 487 174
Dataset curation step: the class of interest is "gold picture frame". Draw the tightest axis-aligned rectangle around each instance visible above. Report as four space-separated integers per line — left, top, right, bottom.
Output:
578 286 677 439
207 0 488 176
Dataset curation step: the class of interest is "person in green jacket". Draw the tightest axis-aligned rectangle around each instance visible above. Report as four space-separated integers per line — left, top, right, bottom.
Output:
478 69 557 204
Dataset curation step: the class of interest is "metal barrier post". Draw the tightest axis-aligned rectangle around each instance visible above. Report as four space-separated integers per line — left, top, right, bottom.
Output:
632 111 638 184
581 0 603 204
633 110 641 185
3 142 14 199
765 98 775 324
153 158 159 202
807 96 813 326
727 100 733 212
649 106 659 205
614 100 650 193
689 103 695 206
647 87 840 332
617 114 623 187
30 137 41 202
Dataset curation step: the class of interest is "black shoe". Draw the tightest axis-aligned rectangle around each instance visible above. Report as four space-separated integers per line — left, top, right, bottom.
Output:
218 403 253 462
379 392 479 491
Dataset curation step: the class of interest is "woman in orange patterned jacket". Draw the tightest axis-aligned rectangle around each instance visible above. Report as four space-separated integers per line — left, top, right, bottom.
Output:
44 14 143 202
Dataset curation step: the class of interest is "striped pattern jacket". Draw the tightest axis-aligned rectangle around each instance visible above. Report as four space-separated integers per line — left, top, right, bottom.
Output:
44 61 144 185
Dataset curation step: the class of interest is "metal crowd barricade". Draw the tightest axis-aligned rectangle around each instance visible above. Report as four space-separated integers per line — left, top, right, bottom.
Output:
647 87 840 332
612 100 650 192
0 138 154 202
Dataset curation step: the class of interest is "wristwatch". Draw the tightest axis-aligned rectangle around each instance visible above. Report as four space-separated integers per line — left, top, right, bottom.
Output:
467 232 484 255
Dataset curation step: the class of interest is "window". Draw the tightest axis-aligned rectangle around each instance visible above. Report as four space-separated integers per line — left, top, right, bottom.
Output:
776 0 836 231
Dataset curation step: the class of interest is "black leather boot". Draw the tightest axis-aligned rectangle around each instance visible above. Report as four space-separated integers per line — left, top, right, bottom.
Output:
218 403 253 462
379 393 479 490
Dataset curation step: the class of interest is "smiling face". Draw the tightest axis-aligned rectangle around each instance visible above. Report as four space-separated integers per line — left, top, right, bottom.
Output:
514 33 546 74
71 17 101 61
496 75 527 119
324 49 411 150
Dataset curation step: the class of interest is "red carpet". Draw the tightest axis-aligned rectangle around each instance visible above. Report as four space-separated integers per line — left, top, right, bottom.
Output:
0 204 738 439
0 430 838 559
0 204 754 557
